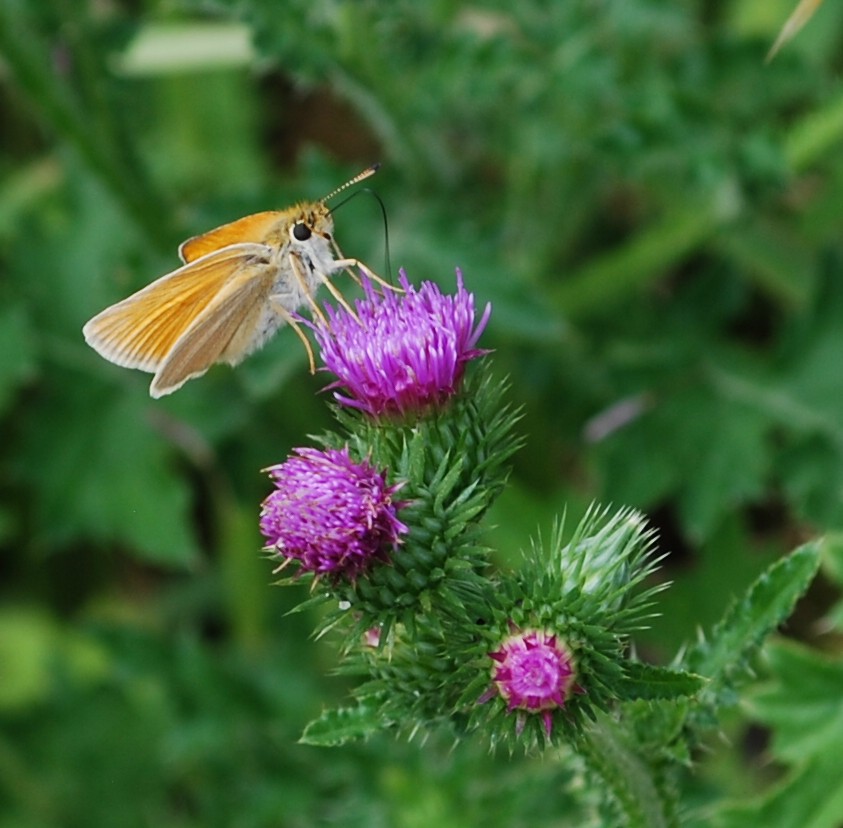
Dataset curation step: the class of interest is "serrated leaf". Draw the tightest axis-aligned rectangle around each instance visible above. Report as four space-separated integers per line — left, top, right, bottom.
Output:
686 542 821 689
616 662 705 702
300 704 383 746
716 751 843 828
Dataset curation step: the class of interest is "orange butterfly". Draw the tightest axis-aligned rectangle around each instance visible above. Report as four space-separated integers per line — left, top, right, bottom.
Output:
83 165 382 397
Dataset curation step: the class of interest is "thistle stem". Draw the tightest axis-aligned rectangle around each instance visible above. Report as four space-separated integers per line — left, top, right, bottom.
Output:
575 714 677 828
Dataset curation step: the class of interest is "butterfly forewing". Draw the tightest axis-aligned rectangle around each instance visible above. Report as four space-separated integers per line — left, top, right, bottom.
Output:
83 243 268 371
179 211 289 263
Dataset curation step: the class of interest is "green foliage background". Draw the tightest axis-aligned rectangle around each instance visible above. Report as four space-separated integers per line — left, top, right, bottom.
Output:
2 1 843 825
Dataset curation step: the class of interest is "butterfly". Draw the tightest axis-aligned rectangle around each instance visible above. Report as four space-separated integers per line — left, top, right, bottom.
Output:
83 165 382 397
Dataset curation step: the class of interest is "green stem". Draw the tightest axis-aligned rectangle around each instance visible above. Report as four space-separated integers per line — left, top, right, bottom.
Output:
576 714 678 828
785 91 843 172
215 484 270 654
550 180 741 318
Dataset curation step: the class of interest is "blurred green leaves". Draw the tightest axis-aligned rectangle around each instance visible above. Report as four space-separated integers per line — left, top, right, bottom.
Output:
0 304 37 415
1 0 843 825
16 388 198 566
715 640 843 828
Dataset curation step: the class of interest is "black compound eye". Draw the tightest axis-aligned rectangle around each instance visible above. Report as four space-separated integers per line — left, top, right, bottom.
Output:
292 222 312 241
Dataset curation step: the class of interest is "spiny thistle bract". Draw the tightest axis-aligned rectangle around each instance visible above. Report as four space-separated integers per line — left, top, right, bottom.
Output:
268 271 522 640
331 505 682 752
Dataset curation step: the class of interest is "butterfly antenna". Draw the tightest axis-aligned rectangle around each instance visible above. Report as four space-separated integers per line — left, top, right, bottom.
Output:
323 163 380 203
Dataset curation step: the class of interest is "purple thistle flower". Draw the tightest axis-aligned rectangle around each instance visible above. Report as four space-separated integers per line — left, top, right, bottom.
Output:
314 269 491 417
479 628 578 738
260 447 408 579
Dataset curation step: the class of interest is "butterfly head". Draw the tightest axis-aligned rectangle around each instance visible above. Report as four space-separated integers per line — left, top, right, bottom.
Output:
289 201 334 246
287 164 378 248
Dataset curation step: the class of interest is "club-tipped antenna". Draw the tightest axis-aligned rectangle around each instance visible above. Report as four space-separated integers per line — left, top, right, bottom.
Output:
323 163 380 203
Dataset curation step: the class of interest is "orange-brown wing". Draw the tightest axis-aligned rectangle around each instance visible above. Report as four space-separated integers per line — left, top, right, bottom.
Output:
83 243 268 372
149 266 276 397
179 211 288 263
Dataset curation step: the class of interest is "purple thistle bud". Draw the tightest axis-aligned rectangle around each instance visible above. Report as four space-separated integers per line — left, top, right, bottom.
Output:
480 628 578 738
314 269 491 417
260 447 408 579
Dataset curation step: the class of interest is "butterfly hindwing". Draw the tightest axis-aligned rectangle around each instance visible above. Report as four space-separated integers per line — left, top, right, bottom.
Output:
149 265 277 397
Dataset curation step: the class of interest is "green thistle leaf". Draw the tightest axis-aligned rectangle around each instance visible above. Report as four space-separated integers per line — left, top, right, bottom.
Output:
615 662 705 702
684 540 822 725
300 704 384 746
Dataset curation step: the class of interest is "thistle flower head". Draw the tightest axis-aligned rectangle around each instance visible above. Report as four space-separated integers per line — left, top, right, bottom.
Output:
481 628 577 738
314 269 491 417
454 507 671 748
260 447 407 579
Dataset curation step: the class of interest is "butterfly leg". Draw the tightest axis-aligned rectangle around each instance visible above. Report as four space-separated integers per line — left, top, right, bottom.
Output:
328 239 401 292
288 252 359 323
268 297 318 373
339 258 402 293
317 270 358 319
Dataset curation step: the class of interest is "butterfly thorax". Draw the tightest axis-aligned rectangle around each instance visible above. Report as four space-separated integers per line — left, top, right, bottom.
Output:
228 201 337 361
